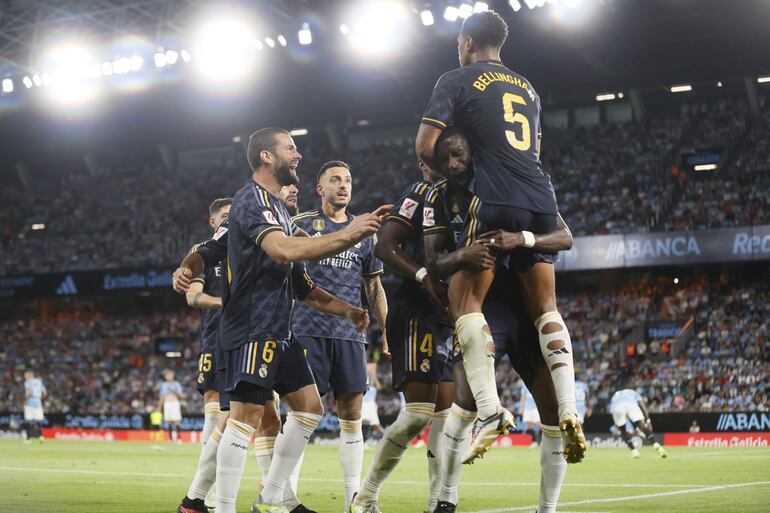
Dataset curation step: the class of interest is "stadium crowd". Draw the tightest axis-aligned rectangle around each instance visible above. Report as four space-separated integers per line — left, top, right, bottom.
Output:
2 277 767 417
0 97 768 276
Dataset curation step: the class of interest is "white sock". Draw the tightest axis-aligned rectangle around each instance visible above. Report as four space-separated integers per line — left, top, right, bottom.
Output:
356 403 435 505
427 409 448 512
187 427 222 500
534 312 577 419
539 425 567 513
456 313 500 419
171 426 179 442
339 418 364 509
261 411 321 506
216 418 256 513
253 435 276 486
289 451 304 495
202 403 221 450
439 404 476 505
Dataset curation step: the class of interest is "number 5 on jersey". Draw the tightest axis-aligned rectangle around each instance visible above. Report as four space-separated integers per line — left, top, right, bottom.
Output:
502 92 531 151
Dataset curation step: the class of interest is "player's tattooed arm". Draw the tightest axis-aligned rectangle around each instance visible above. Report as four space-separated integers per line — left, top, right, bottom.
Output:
424 232 496 279
301 287 370 333
476 212 573 253
185 280 222 310
363 275 388 352
261 205 392 264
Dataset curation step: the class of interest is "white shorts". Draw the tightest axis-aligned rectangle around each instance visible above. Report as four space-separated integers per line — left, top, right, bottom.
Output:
24 406 44 422
522 407 541 425
361 401 380 427
164 400 182 422
612 403 644 427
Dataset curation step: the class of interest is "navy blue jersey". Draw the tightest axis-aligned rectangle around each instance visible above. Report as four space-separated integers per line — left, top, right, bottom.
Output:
292 210 383 343
421 61 558 214
215 181 315 352
190 245 225 353
423 179 472 252
383 181 448 323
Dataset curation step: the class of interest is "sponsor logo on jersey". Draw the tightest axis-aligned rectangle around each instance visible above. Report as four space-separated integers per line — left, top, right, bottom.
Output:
423 207 435 227
263 211 279 225
213 226 228 240
399 198 418 219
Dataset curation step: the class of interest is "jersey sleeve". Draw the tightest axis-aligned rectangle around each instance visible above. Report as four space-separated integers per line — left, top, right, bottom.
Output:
422 186 450 236
362 235 384 278
239 200 285 246
195 220 229 267
384 184 426 232
421 70 462 129
292 262 315 300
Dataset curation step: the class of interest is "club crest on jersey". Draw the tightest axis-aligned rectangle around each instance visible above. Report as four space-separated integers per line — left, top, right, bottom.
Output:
399 198 418 219
423 207 435 227
420 359 431 373
263 211 279 225
258 365 268 378
313 219 325 231
213 226 228 240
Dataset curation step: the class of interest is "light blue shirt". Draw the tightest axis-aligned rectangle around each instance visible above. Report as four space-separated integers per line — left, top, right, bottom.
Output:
25 378 46 408
521 384 537 409
363 386 377 404
160 381 183 398
575 380 589 414
610 389 642 411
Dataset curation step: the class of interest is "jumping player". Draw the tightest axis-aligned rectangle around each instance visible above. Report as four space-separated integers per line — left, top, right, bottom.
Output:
423 128 573 513
158 370 184 443
291 161 388 512
171 127 388 513
415 10 584 463
22 370 46 442
609 388 667 459
350 159 454 513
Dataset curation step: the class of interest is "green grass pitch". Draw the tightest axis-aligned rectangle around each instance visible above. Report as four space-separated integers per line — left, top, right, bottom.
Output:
1 439 769 513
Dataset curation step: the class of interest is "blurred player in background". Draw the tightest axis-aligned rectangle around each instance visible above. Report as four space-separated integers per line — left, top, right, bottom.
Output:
159 370 184 443
352 159 453 513
361 362 383 442
23 370 46 443
292 160 388 512
423 128 573 513
574 372 591 424
609 388 667 459
519 384 541 448
415 10 584 463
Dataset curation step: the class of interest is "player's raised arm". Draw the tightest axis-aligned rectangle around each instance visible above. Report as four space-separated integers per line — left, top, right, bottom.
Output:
172 223 229 294
260 204 391 264
476 212 573 253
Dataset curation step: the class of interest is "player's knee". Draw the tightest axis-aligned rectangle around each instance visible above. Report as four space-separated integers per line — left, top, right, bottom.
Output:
203 390 220 405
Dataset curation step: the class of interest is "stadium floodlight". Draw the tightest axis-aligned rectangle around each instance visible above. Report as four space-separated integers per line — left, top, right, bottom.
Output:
298 24 313 45
31 223 46 230
473 2 489 12
278 35 288 47
340 24 350 35
420 10 435 26
112 57 131 74
617 92 624 98
758 76 770 84
154 53 167 68
694 164 717 171
458 3 474 18
33 74 42 87
509 0 523 12
289 128 309 136
345 1 412 57
444 6 459 21
673 277 679 284
357 119 370 126
716 81 722 87
36 43 103 105
180 49 192 62
265 37 276 48
192 17 258 82
670 84 693 93
130 55 144 71
595 93 616 101
41 72 52 86
2 78 12 93
22 76 33 88
102 61 115 76
165 50 179 65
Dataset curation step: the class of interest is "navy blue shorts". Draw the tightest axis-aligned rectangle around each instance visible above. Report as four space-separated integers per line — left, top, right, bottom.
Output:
217 367 230 411
223 339 315 405
453 298 545 389
196 350 218 395
387 300 454 391
296 336 367 397
460 197 558 273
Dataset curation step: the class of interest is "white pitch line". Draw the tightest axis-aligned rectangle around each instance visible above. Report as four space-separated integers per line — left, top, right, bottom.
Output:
466 480 770 513
0 466 711 488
